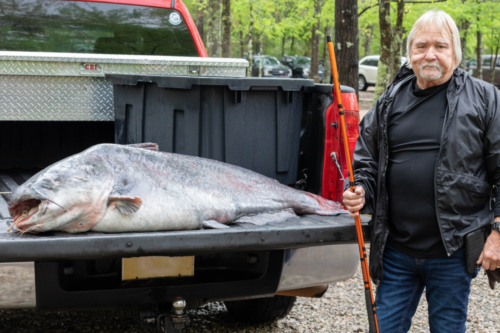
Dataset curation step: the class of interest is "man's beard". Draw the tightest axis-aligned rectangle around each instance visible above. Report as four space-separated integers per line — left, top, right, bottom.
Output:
419 62 442 80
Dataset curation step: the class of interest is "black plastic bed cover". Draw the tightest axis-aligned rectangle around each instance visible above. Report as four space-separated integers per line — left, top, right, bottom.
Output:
0 170 370 263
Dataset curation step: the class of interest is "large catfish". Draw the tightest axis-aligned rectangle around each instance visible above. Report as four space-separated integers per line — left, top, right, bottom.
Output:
7 143 346 234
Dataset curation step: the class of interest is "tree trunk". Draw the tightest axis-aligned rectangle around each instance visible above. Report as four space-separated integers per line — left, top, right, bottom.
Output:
324 26 332 84
309 0 321 82
240 30 245 59
363 25 373 57
247 1 253 77
323 22 329 60
221 0 231 57
476 13 482 80
459 20 469 69
290 36 295 54
282 35 286 57
207 0 222 57
335 0 359 95
392 0 405 75
259 33 263 77
459 0 470 70
490 46 499 85
374 0 393 102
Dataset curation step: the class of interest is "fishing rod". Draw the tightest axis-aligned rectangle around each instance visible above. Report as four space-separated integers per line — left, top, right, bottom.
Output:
326 35 379 333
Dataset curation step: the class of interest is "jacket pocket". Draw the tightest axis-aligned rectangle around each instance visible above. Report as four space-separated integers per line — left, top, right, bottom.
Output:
437 170 491 195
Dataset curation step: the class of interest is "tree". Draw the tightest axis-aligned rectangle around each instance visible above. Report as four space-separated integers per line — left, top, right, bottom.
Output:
373 0 392 100
309 0 322 82
247 0 253 76
476 1 482 80
206 0 222 57
222 0 231 57
334 0 359 94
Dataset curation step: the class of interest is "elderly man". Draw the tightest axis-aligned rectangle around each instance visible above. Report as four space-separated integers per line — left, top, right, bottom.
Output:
343 10 500 332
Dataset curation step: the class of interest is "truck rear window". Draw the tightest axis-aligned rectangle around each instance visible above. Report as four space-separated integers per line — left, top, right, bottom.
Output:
0 0 199 56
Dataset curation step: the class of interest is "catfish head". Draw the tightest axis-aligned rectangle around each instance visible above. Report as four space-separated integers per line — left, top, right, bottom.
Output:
7 153 116 234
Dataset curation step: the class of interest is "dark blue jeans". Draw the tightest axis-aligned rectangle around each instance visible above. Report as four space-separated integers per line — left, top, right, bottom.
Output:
375 243 476 333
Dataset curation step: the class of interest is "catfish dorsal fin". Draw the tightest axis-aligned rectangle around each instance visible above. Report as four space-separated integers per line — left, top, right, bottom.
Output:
126 143 159 151
108 196 142 215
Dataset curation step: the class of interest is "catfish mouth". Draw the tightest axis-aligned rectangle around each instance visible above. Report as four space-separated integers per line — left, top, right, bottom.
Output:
8 199 43 233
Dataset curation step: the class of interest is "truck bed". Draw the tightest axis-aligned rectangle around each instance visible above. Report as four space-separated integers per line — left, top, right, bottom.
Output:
0 169 370 262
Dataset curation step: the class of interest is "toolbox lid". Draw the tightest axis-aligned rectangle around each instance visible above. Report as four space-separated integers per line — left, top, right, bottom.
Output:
106 74 315 91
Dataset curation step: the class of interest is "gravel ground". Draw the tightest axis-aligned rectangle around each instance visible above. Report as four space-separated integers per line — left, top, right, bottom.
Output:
1 252 499 333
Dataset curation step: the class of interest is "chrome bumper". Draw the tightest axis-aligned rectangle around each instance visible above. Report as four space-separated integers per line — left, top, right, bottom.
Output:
0 262 36 309
277 244 359 291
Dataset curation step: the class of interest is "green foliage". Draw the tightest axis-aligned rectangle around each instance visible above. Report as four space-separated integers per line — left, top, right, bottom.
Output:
183 0 500 64
184 0 336 59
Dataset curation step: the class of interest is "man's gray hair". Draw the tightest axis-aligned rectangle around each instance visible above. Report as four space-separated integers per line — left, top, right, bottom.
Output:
406 10 461 69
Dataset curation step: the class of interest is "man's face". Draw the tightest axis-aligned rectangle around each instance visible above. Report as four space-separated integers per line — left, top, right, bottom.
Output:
410 23 455 88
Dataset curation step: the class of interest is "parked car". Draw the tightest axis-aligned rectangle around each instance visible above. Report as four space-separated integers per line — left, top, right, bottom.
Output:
358 55 407 91
466 55 500 87
281 55 324 82
249 55 291 77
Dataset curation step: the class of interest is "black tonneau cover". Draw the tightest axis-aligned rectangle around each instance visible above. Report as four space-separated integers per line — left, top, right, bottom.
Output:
0 170 370 263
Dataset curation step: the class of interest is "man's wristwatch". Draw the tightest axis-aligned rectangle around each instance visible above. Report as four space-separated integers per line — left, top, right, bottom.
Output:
493 222 500 234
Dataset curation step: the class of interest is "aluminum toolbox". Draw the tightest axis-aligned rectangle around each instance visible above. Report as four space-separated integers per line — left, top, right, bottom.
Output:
0 51 248 121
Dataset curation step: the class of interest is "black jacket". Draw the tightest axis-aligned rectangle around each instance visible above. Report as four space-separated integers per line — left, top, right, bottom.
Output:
354 66 500 285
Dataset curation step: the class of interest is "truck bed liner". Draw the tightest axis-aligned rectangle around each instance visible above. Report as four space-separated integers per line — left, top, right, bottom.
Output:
0 169 370 262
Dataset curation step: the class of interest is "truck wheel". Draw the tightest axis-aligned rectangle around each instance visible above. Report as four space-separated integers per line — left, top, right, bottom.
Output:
224 295 296 324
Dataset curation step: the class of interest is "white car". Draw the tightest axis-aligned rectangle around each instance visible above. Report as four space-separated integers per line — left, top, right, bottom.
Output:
359 55 408 91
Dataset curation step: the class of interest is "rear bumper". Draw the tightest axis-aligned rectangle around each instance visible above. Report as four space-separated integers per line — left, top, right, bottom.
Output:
278 244 359 291
0 244 359 310
0 262 36 309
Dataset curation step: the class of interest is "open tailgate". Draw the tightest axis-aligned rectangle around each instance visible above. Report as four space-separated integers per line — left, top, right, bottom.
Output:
0 170 370 263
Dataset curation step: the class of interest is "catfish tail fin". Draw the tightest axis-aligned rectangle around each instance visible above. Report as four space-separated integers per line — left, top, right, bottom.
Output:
300 192 348 215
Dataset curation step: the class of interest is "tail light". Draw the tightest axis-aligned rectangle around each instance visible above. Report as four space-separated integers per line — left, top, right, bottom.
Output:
344 110 360 163
321 90 360 204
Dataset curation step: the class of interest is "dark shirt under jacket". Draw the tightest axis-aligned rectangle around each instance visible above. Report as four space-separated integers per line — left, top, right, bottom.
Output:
386 77 451 259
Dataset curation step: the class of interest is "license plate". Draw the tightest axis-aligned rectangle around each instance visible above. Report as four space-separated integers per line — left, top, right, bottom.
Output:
122 256 194 280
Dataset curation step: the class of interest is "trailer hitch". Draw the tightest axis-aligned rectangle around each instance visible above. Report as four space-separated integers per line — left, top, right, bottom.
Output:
140 297 190 333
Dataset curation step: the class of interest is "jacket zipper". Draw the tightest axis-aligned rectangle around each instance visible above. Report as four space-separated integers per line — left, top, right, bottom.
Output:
433 85 452 256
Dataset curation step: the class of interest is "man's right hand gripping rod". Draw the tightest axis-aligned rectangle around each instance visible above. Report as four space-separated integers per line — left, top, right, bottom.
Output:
326 35 379 333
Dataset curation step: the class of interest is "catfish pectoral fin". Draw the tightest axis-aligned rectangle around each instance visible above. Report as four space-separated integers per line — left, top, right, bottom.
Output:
108 196 142 215
202 220 230 229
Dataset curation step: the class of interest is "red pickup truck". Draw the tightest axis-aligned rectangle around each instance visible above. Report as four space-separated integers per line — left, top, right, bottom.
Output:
0 1 365 332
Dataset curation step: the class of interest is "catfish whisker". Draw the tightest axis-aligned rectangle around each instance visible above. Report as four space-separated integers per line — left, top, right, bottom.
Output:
19 225 38 236
6 222 17 232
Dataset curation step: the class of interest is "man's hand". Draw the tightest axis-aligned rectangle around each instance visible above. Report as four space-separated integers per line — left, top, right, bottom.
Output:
477 217 500 271
342 186 366 218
